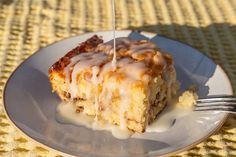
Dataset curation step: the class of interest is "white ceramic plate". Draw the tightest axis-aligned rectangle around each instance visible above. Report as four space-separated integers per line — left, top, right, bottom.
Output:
3 30 233 157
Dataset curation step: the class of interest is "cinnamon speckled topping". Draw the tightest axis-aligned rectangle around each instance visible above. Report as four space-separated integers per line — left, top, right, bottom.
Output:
49 35 103 73
49 35 174 80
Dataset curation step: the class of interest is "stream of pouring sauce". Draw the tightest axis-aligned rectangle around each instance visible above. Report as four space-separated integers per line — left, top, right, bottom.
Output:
111 0 116 69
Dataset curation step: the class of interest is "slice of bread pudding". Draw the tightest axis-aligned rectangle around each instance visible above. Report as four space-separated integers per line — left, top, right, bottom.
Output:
49 35 179 133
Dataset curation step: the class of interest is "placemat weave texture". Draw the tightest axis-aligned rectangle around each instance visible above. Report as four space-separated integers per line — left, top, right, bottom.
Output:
0 0 236 156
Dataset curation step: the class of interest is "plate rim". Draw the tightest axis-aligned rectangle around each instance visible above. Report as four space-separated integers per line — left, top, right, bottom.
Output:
2 30 233 157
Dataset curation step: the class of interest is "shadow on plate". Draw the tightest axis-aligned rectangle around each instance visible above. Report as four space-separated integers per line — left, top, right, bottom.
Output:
128 31 215 97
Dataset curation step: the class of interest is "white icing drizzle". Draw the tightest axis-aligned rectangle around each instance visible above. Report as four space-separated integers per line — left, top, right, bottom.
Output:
119 93 130 129
98 61 113 81
99 87 112 117
91 66 99 85
97 37 157 60
129 42 156 52
104 75 133 129
63 37 167 131
65 52 97 84
69 53 107 99
65 52 151 129
98 58 150 83
92 66 100 121
118 58 149 81
97 57 150 129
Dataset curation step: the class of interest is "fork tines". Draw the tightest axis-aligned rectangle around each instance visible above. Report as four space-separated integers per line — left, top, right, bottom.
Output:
195 95 236 113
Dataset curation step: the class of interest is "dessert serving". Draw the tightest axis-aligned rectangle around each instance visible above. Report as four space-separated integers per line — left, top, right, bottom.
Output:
48 35 179 133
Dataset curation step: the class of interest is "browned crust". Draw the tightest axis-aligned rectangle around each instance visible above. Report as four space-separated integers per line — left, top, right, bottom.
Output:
48 35 174 79
48 35 103 73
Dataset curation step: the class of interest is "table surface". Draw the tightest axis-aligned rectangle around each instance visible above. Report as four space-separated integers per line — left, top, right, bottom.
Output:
0 0 236 156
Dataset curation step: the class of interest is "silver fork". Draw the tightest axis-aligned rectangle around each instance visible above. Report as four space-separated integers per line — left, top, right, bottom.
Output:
195 95 236 113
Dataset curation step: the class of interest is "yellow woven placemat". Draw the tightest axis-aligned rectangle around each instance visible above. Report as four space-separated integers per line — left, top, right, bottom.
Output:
0 0 236 156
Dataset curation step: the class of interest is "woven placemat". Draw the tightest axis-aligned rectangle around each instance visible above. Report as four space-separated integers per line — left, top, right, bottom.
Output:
0 0 236 156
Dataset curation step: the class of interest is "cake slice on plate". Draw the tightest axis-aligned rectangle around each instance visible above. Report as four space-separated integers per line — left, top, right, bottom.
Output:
49 35 179 133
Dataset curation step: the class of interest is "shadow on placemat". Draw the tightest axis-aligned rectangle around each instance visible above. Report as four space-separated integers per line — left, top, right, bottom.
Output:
0 0 14 5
